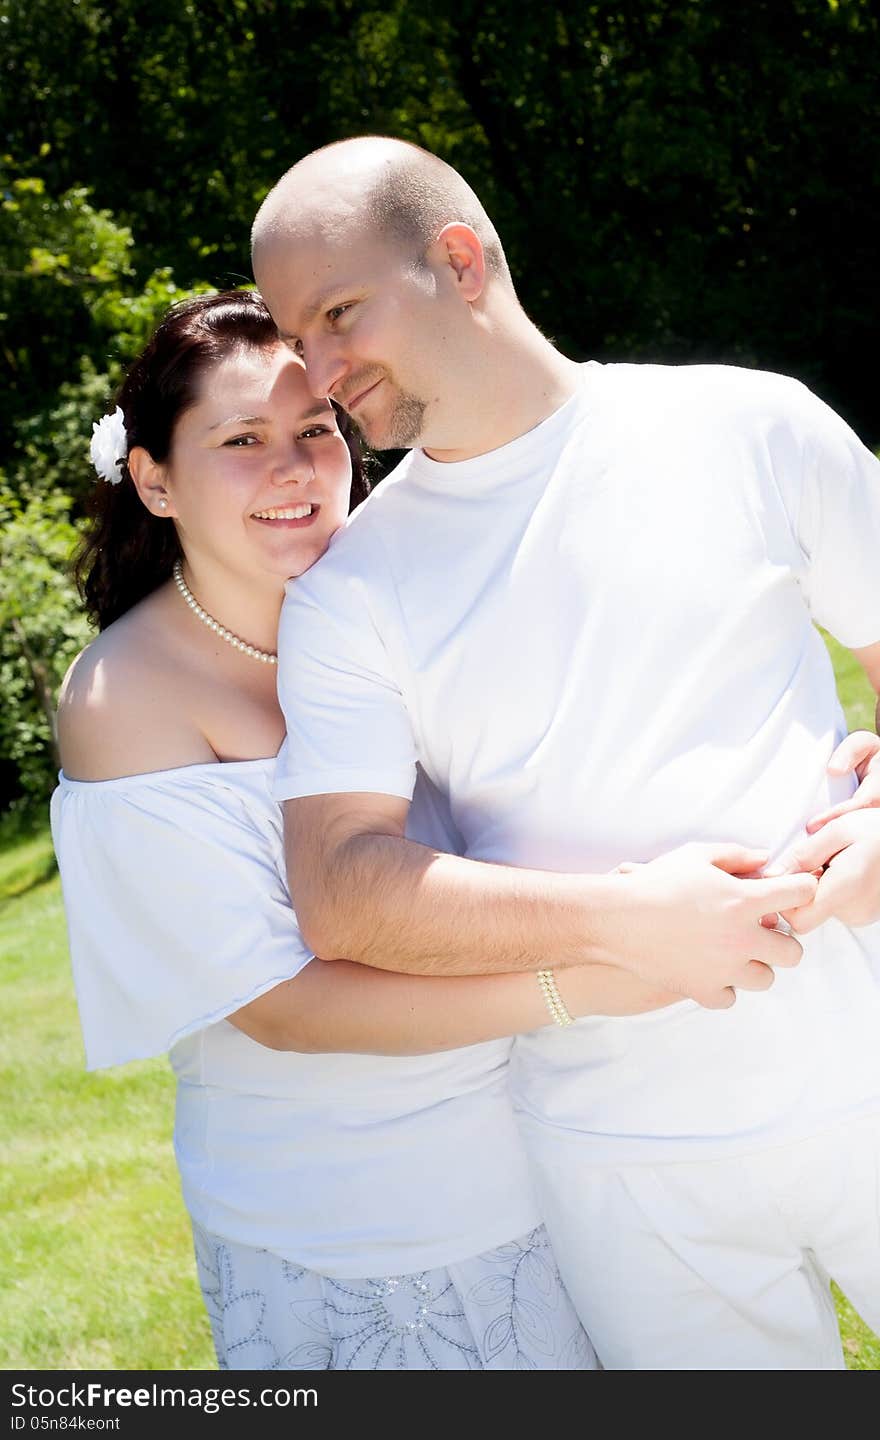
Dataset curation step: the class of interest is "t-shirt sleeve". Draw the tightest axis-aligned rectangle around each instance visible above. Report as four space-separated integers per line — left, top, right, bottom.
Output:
778 380 880 647
274 557 418 803
50 772 314 1070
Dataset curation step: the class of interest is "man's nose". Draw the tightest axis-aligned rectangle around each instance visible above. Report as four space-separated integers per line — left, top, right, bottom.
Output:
301 337 346 400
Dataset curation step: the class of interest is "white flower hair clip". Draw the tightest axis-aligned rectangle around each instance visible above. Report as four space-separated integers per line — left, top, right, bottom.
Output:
89 406 128 484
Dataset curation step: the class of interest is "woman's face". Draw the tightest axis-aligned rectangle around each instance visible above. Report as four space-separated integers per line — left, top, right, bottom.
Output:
162 342 352 586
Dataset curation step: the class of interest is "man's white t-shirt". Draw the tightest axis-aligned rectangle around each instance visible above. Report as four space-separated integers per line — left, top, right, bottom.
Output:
275 362 880 1164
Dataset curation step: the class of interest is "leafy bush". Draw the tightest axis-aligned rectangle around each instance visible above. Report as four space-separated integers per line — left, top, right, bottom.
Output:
0 481 92 803
0 171 210 807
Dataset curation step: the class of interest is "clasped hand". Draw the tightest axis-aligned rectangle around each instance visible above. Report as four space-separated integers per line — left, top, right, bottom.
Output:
614 731 880 1007
777 730 880 935
613 843 817 1011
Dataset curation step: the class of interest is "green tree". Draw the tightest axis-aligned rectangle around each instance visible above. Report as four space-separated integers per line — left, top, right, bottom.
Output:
0 481 92 802
0 166 134 446
0 164 208 804
2 0 877 439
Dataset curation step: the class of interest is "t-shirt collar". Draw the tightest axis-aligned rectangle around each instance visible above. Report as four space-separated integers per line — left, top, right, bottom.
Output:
403 361 602 492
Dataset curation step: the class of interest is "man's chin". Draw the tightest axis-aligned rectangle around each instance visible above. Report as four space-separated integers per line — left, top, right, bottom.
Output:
352 417 419 452
345 389 426 451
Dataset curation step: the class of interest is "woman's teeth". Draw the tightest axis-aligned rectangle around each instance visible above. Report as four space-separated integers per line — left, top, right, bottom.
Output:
252 505 314 520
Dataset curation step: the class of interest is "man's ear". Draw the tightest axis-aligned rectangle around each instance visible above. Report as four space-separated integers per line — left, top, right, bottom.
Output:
127 446 177 518
428 222 486 303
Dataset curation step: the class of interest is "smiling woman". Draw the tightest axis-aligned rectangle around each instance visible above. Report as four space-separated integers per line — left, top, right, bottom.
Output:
127 345 352 623
75 291 364 641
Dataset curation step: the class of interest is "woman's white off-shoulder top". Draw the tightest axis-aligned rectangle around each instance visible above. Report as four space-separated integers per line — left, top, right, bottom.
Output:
50 760 540 1277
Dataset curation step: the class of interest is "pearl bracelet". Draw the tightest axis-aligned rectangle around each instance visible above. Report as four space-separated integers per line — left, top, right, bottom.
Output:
536 968 575 1028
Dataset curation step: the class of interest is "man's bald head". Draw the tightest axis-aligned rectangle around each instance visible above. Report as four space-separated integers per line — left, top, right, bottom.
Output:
252 136 512 285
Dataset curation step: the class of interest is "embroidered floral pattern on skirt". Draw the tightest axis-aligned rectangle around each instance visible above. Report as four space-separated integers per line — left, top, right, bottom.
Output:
192 1221 597 1371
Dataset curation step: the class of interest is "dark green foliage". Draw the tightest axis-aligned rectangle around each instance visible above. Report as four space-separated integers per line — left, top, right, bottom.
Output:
3 1 877 434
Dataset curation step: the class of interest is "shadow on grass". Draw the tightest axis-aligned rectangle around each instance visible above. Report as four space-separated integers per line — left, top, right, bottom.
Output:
0 826 57 904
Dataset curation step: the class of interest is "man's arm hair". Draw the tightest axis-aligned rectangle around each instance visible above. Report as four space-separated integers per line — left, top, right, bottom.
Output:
285 792 598 976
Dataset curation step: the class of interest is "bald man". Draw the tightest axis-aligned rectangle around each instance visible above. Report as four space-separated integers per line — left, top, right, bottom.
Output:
252 137 880 1369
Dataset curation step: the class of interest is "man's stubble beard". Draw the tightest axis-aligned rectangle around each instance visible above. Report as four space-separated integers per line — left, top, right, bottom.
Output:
350 380 427 451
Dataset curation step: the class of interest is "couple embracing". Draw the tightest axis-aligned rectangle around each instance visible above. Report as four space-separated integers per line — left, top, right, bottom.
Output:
52 137 880 1371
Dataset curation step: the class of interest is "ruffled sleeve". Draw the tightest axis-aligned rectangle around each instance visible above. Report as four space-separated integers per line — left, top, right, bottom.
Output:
50 761 312 1070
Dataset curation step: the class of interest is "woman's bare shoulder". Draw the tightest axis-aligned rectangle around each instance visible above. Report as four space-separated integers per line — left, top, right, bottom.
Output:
58 599 216 781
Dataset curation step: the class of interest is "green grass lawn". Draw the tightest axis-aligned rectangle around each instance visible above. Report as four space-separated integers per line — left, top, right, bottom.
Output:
822 629 878 733
1 630 879 1371
0 849 214 1370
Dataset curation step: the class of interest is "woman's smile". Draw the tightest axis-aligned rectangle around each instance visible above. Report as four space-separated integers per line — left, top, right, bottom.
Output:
251 503 320 527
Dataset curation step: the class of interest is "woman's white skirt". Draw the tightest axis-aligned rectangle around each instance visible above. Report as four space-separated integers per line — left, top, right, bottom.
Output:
192 1221 598 1371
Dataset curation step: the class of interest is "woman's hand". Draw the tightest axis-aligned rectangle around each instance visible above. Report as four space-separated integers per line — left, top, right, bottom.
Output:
781 808 880 934
806 730 880 832
775 731 880 933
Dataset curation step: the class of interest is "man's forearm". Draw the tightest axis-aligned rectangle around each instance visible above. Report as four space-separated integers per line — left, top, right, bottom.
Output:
287 809 819 1007
295 831 620 976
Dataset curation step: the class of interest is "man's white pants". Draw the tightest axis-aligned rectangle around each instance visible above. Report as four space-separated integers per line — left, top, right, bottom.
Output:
520 1112 880 1370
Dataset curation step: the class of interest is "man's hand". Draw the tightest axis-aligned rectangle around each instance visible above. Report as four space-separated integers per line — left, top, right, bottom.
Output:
611 843 818 1010
805 730 880 832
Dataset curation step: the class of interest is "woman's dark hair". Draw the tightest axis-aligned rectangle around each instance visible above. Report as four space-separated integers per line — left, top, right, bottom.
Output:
75 289 369 629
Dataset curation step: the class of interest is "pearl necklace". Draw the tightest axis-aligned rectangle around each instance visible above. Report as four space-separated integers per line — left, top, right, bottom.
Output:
172 560 278 665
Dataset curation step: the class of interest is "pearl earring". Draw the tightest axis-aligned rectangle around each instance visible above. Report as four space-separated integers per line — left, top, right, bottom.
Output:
158 498 168 511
